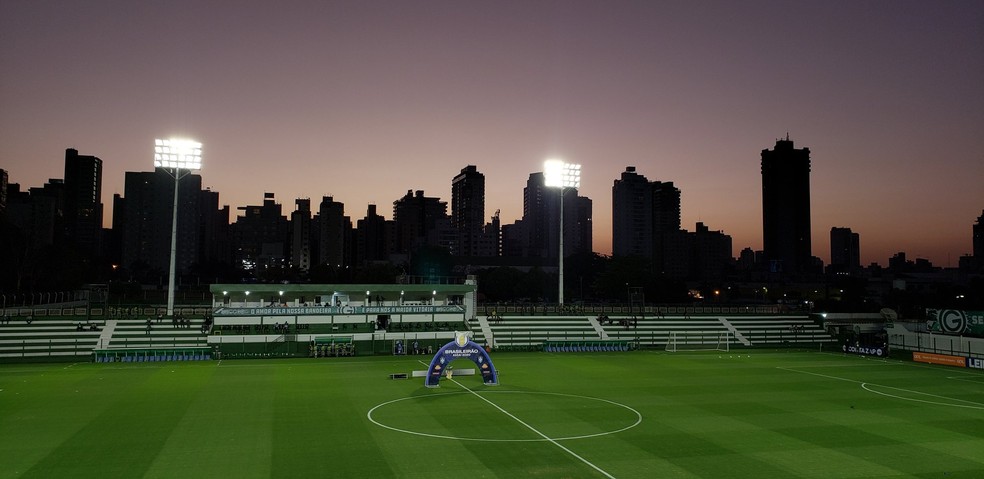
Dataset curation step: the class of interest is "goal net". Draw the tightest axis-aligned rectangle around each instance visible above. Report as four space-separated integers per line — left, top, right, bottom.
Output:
665 331 731 352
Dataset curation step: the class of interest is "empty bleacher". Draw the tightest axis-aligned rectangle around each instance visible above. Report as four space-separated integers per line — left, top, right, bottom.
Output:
108 318 209 350
480 314 834 350
0 316 102 360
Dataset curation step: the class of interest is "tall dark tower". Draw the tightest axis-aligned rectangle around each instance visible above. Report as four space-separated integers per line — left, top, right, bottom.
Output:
290 198 313 272
451 165 485 257
830 227 860 273
318 196 347 268
761 136 812 273
974 210 984 259
612 167 653 258
64 148 103 257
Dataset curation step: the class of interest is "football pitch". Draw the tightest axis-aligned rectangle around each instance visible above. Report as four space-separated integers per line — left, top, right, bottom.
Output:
2 351 983 478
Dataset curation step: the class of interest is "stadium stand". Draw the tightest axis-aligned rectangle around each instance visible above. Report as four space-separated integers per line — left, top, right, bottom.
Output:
0 315 101 360
479 314 834 351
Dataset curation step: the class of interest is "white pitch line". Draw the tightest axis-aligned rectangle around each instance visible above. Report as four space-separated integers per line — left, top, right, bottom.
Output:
777 367 984 409
450 378 617 479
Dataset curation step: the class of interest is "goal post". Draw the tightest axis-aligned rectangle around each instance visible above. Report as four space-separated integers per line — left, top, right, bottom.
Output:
665 331 731 352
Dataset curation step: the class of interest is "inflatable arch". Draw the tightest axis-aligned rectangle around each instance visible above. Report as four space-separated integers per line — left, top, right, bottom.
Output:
425 331 498 387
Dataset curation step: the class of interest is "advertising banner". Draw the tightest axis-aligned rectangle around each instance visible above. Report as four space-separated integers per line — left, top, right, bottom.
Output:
925 309 984 336
913 351 967 367
842 343 888 358
215 305 463 316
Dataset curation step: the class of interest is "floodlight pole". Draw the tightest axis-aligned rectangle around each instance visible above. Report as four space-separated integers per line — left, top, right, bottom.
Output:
155 138 202 319
559 186 565 306
543 160 580 307
164 167 188 318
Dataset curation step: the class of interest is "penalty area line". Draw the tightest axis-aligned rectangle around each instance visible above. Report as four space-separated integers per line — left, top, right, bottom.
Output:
450 378 617 479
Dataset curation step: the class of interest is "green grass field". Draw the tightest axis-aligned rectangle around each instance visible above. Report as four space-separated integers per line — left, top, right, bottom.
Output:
2 350 983 478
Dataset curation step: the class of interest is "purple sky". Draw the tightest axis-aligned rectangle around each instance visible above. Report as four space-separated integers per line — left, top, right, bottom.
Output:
2 1 982 267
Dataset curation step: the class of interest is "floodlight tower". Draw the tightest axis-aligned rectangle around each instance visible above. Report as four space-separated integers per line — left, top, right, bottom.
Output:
543 159 581 306
154 138 202 318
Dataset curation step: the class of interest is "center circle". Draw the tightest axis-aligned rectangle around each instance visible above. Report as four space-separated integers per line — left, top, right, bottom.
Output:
367 390 642 442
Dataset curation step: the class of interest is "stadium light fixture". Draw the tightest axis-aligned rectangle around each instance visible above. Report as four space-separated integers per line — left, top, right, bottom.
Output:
543 159 581 306
154 138 202 319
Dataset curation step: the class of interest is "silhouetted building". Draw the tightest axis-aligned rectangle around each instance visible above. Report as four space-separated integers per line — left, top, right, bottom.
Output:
571 195 593 256
318 196 348 268
231 193 288 271
761 136 812 274
612 166 653 258
393 190 448 254
199 189 231 267
975 210 984 259
63 148 103 258
737 247 756 271
611 167 683 275
830 227 861 274
690 222 733 281
290 198 313 272
500 219 529 258
0 169 7 215
504 172 592 261
451 165 485 257
120 170 202 277
481 210 502 257
356 204 394 265
5 182 57 247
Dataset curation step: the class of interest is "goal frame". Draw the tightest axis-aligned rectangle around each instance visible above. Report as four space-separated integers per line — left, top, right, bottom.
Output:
665 331 731 352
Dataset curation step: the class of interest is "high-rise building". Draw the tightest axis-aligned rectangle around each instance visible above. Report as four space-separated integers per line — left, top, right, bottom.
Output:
690 222 733 281
5 181 58 248
120 170 202 277
290 198 313 272
571 195 593 256
761 136 812 274
612 166 653 258
231 193 288 271
974 210 984 259
503 171 592 261
318 196 347 268
830 227 860 273
356 204 393 265
63 148 103 258
199 189 230 267
0 168 7 215
611 167 682 274
393 190 448 254
451 165 485 257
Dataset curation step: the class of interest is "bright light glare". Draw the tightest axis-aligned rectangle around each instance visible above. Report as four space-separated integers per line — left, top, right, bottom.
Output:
154 138 202 170
543 159 581 189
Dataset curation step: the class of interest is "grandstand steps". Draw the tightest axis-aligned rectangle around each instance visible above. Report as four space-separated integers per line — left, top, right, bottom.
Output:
717 317 752 346
98 320 117 346
586 315 611 340
476 316 495 346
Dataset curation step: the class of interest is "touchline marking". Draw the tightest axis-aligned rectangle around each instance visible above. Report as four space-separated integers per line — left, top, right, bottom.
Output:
777 367 984 410
451 378 618 479
859 383 984 410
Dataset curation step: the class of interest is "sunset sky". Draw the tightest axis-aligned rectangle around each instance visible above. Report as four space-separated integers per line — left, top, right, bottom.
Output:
2 1 982 267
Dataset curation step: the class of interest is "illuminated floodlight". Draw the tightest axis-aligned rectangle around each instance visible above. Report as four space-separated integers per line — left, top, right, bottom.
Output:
154 138 202 170
543 159 581 189
543 158 583 306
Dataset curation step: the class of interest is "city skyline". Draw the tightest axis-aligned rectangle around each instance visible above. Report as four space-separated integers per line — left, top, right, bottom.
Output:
2 1 982 267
